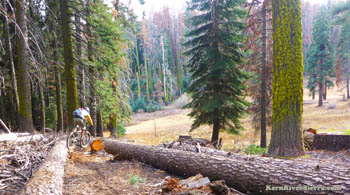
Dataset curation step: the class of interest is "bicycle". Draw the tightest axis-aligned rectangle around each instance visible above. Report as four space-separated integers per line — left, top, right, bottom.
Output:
66 122 91 149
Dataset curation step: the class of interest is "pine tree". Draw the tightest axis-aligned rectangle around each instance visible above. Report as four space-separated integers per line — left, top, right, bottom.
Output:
16 0 35 132
337 17 350 98
305 6 334 107
60 0 79 131
184 0 248 146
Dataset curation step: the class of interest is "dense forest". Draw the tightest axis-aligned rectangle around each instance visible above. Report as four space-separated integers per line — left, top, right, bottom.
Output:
0 0 350 154
2 0 350 194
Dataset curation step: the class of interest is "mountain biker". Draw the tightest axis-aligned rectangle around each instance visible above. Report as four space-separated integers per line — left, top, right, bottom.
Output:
73 107 93 129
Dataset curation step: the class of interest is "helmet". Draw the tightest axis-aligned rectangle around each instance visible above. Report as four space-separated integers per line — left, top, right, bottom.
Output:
84 107 90 114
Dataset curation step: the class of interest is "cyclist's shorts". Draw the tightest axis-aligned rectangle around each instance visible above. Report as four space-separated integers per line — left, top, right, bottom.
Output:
73 118 85 127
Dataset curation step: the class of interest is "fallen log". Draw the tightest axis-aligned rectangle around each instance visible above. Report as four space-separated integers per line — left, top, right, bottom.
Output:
20 139 68 195
103 139 350 194
312 134 350 151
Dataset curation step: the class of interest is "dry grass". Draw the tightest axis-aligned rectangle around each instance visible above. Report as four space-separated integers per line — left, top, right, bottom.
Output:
120 84 350 151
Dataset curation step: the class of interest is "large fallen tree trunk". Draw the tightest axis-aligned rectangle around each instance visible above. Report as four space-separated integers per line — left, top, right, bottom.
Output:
312 134 350 151
104 139 350 194
20 139 68 195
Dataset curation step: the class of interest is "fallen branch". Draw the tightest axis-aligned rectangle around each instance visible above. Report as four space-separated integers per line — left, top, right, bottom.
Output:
0 118 10 133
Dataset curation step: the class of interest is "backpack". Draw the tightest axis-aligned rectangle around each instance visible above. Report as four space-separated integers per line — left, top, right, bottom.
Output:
73 109 83 119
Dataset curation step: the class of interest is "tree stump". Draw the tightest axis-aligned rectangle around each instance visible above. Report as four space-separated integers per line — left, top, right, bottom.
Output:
312 134 350 151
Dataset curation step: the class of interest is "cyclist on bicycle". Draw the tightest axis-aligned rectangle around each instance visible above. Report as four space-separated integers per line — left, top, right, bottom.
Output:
73 107 93 129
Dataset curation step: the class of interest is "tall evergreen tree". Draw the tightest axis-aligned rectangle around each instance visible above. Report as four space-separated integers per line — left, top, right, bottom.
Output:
268 0 304 157
16 0 35 132
60 0 79 130
337 16 350 98
184 0 248 146
305 6 334 107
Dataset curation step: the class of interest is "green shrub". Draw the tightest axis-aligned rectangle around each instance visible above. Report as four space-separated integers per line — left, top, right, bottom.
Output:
127 174 146 185
244 144 267 155
130 97 146 112
117 123 126 136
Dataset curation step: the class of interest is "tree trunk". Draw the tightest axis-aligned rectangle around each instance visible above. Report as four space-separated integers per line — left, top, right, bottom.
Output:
103 139 350 194
75 13 86 107
211 118 220 147
318 80 323 107
312 89 315 100
323 80 327 100
38 83 45 132
347 76 349 99
86 0 96 137
269 0 304 157
3 0 19 115
144 54 150 102
60 0 79 131
260 1 267 148
313 134 350 151
96 109 103 137
16 0 34 133
109 113 117 137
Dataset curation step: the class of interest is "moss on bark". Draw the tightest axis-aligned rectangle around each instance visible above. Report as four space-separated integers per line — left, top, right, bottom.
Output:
60 0 79 131
269 0 304 157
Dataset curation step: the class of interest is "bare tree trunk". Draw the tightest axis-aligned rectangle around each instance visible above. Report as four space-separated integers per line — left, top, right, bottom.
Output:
211 118 220 147
260 1 267 148
318 80 323 107
39 83 45 132
96 109 103 137
104 139 350 195
347 76 349 99
86 0 96 137
75 13 86 107
323 80 327 100
16 0 34 133
312 89 315 100
3 0 19 114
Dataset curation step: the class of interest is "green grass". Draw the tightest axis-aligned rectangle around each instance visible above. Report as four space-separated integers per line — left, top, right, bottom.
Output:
243 144 268 155
344 129 350 135
127 174 146 185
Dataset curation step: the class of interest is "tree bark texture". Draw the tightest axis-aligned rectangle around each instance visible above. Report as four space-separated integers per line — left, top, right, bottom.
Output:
313 134 350 151
60 0 79 131
103 139 350 194
20 140 68 195
16 0 34 133
269 0 304 157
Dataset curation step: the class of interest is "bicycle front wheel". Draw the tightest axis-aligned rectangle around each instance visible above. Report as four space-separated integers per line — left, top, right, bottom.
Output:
67 129 79 149
80 131 91 148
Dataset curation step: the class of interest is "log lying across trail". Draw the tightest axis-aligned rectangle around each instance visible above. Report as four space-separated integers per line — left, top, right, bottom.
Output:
104 139 350 194
20 139 68 195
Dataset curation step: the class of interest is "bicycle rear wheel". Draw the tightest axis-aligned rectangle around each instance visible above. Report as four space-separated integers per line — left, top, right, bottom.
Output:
67 128 79 149
80 131 91 148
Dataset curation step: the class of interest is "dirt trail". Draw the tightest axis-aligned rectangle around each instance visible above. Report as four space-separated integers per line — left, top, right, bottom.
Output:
62 148 169 195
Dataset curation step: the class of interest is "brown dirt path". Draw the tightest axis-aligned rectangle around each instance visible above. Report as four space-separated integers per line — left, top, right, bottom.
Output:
62 148 169 195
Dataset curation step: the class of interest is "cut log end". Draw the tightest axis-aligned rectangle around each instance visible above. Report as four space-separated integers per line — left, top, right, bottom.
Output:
91 139 104 151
